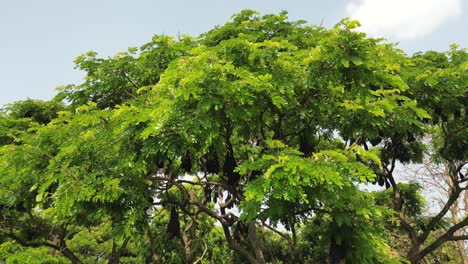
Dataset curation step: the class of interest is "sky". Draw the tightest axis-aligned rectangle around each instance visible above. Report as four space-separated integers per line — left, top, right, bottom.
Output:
1 0 466 107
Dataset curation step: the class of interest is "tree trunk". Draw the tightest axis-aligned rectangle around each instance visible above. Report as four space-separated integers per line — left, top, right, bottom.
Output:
407 244 421 264
109 241 119 264
48 233 60 256
456 238 468 264
108 238 129 264
59 242 82 264
248 222 266 264
289 223 302 263
146 230 161 264
221 223 260 264
329 236 346 264
451 192 468 264
182 219 195 264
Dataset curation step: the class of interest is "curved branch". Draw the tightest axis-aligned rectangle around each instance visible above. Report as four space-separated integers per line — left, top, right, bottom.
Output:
412 216 468 261
193 236 208 264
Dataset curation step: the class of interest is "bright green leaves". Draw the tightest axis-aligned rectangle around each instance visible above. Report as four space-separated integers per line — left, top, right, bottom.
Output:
339 100 365 111
202 9 318 49
141 32 309 166
298 18 429 164
56 35 195 109
374 182 426 219
405 48 468 161
239 141 396 263
0 100 65 147
3 9 465 264
1 103 151 233
240 142 379 223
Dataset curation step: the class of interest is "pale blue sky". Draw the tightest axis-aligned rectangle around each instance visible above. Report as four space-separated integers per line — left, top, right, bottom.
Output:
1 0 466 106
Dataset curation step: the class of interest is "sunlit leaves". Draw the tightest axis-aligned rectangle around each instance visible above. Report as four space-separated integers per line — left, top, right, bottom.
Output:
2 9 466 264
240 143 378 223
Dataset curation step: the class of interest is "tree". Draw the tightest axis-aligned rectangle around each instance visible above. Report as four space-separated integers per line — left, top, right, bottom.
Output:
0 10 466 263
402 160 468 263
376 47 468 263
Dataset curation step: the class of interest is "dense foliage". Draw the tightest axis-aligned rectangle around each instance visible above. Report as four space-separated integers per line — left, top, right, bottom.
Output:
0 10 467 264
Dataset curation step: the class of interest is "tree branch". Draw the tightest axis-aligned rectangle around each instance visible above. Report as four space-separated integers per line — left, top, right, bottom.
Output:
413 216 468 261
449 235 468 241
248 221 266 264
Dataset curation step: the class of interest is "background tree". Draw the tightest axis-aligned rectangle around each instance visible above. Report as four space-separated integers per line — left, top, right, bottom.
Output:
379 47 468 263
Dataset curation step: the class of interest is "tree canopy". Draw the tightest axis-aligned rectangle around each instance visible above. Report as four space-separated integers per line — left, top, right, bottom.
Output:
0 10 467 264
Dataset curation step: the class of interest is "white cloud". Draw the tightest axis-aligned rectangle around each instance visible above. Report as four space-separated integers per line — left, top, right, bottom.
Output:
346 0 462 40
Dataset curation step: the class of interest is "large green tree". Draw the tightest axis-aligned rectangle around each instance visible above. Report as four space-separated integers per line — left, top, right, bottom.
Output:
0 10 467 264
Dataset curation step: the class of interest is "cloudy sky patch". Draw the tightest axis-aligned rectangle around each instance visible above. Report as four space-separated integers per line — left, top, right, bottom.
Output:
346 0 463 40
